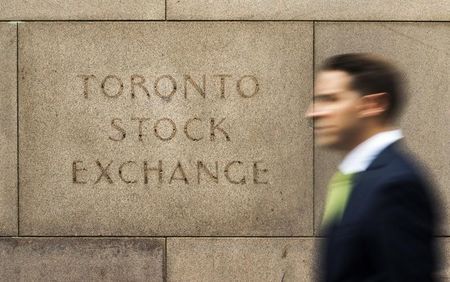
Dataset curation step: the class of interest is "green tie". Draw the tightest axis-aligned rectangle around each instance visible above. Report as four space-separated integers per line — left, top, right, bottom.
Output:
321 171 355 227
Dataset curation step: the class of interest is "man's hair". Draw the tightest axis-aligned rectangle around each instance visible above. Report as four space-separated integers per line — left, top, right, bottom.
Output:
319 53 405 121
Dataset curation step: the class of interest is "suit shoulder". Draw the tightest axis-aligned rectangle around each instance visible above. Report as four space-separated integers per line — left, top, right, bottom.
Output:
370 147 439 213
378 146 430 185
364 146 438 208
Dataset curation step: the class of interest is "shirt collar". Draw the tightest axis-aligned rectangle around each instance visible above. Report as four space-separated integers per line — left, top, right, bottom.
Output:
339 129 403 174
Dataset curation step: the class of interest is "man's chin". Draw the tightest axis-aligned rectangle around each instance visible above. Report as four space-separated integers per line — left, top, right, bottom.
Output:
315 138 340 150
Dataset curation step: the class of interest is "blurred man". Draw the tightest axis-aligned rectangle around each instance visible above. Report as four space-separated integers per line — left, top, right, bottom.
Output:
306 53 439 281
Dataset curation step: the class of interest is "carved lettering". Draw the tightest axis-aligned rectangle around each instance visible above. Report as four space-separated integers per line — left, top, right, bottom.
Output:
154 75 177 102
224 161 246 184
78 74 96 99
253 161 268 184
119 161 137 184
184 74 206 99
131 117 151 142
101 75 124 98
214 74 232 99
144 160 163 185
72 72 270 189
77 74 261 100
71 160 269 186
169 161 189 184
94 160 114 184
109 118 126 142
72 160 87 184
108 117 230 143
197 161 219 184
237 75 259 98
131 74 150 98
184 117 203 141
210 118 230 141
154 118 177 141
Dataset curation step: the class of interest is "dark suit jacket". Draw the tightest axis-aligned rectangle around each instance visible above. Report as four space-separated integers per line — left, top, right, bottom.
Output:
319 141 440 282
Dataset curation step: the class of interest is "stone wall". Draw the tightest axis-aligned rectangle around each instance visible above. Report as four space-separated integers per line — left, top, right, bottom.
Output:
0 1 449 281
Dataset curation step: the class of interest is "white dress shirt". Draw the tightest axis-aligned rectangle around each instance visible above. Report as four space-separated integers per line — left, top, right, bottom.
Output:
339 129 403 174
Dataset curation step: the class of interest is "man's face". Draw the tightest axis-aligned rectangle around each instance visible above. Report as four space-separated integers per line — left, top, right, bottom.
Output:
306 70 365 150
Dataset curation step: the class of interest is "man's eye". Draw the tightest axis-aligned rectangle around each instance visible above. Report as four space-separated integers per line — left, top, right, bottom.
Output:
316 96 337 102
328 96 338 102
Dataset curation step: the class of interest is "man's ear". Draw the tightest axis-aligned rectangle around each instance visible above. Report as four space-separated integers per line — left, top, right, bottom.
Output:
358 92 389 118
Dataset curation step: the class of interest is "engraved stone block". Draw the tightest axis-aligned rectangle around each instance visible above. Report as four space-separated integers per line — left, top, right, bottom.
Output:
19 22 313 236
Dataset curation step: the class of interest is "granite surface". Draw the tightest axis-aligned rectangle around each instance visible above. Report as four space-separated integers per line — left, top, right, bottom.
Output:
19 22 313 236
167 238 317 282
168 0 450 21
0 0 165 20
0 23 17 236
0 238 164 281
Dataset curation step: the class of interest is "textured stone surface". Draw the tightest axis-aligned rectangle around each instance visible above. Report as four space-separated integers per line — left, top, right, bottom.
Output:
19 22 313 236
0 23 17 236
314 22 450 235
0 238 164 281
0 0 164 20
168 0 450 20
436 239 450 281
167 238 317 282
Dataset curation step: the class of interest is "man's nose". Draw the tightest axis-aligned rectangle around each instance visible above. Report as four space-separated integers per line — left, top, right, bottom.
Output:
305 102 319 119
305 103 312 117
305 103 329 119
305 103 317 129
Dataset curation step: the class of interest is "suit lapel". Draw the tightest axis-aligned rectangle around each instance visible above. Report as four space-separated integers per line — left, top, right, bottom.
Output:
338 141 402 226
